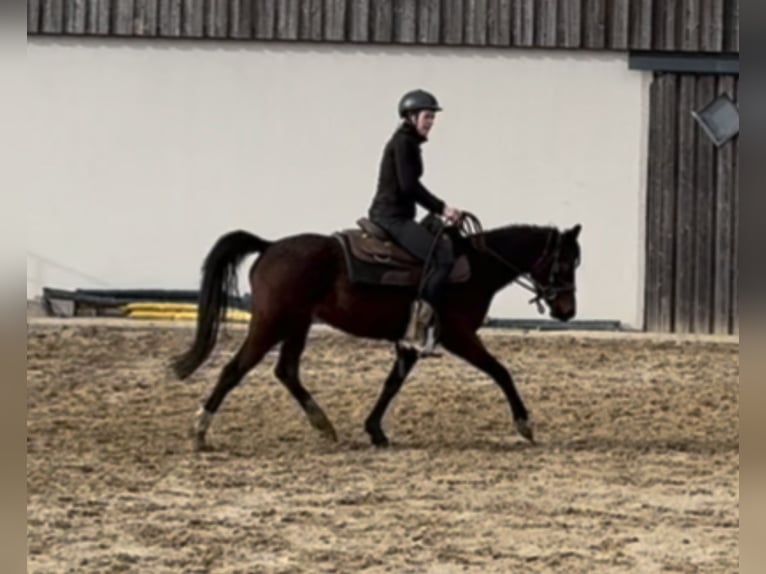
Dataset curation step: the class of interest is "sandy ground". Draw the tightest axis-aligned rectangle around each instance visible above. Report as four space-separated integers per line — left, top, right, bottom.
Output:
27 320 739 573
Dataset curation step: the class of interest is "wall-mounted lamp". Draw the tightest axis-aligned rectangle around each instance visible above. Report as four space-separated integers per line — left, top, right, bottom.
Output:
691 93 739 147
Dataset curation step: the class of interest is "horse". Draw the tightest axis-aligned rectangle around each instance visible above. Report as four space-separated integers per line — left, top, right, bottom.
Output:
171 213 582 452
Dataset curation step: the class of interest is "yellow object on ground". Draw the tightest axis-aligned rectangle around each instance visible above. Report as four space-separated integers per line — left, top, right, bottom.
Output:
123 302 199 313
122 302 250 323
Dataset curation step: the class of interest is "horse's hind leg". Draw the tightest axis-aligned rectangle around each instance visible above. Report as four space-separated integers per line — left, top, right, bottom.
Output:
364 344 419 447
193 319 279 452
274 320 338 442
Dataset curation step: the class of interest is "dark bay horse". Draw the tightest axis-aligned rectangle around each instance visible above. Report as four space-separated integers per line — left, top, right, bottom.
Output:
172 214 581 451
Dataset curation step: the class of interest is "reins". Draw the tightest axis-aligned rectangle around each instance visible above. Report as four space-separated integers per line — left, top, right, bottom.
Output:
416 212 574 314
457 212 574 314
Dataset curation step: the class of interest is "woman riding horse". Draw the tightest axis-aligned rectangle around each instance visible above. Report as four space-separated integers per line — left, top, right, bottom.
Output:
368 89 464 354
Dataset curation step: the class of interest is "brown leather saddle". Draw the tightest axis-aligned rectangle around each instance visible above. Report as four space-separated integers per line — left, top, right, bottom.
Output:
334 218 471 287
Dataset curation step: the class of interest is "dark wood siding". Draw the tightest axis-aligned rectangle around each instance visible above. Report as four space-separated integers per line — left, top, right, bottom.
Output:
644 72 738 335
27 0 739 53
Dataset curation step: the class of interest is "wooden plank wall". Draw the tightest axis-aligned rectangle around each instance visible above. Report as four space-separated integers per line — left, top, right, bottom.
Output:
27 0 739 53
644 72 738 335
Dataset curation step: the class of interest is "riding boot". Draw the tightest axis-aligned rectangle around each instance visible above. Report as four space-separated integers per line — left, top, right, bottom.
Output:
420 325 439 356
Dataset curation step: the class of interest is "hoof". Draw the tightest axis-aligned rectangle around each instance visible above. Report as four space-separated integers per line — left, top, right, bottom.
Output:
193 434 213 453
365 421 389 448
191 407 214 452
370 434 390 448
310 412 339 442
319 423 339 443
306 399 338 442
515 419 535 443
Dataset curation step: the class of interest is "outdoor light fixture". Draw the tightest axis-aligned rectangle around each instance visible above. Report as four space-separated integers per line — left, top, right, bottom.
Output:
691 93 739 147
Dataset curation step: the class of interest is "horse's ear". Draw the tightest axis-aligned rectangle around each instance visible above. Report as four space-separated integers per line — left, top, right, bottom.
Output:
569 224 582 239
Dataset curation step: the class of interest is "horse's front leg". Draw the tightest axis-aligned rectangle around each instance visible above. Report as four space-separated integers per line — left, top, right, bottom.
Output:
364 344 420 447
440 329 534 443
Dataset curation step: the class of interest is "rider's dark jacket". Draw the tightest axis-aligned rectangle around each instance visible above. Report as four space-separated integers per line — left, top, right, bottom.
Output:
368 122 446 222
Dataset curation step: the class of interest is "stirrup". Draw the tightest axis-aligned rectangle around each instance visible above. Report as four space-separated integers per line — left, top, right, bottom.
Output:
399 325 441 358
400 300 441 357
418 326 441 358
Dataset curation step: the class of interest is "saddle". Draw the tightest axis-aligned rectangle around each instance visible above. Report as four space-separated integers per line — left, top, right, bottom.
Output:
334 218 471 288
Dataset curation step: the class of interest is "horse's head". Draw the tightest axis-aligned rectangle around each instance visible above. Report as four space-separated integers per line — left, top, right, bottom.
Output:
419 214 582 321
528 224 582 322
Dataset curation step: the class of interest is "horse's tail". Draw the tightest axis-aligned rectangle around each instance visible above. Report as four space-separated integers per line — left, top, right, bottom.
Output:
171 230 271 380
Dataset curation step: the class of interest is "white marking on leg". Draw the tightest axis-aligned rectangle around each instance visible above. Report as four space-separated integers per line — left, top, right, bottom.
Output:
195 406 213 436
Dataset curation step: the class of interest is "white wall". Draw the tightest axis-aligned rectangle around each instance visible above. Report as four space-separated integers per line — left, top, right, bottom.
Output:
26 38 649 326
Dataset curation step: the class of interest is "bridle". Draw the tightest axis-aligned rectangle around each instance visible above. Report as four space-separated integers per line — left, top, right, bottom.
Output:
457 213 576 314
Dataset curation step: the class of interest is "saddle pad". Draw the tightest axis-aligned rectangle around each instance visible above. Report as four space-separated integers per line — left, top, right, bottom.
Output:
334 233 470 288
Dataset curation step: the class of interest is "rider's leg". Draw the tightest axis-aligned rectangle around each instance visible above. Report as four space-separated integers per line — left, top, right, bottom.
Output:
412 237 454 351
369 217 448 350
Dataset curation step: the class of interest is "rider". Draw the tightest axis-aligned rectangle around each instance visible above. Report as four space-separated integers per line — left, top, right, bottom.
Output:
368 89 463 353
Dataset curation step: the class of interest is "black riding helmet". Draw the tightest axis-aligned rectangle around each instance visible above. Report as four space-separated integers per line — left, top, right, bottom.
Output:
398 89 442 118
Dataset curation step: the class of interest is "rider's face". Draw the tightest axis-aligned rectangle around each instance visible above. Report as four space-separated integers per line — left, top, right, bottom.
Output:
413 110 436 137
